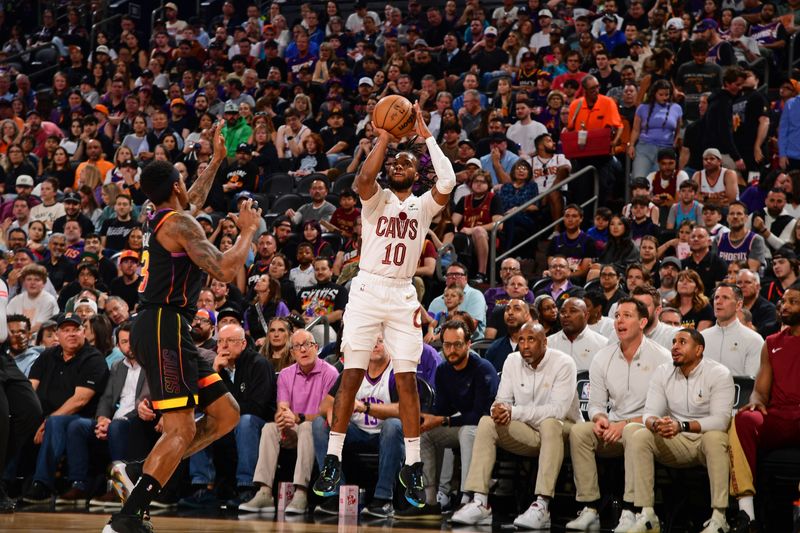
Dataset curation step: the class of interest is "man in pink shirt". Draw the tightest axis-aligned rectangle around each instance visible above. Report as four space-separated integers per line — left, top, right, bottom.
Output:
552 50 588 96
24 110 63 159
240 328 339 514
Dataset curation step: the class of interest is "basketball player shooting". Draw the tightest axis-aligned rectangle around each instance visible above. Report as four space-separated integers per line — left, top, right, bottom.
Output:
312 103 456 508
102 122 262 533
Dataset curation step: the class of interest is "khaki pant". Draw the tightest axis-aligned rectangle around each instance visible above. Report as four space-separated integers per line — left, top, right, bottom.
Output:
569 421 642 503
421 425 477 496
464 416 572 497
630 428 729 509
252 421 315 489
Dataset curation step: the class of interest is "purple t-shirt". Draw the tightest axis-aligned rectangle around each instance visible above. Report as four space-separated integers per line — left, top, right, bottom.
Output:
277 358 339 415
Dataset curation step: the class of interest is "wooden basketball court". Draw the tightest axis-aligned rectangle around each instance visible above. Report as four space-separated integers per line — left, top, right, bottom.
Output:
0 510 498 533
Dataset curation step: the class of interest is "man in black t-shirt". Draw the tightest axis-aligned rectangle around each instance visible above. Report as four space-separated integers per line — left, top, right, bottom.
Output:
100 194 141 254
297 257 349 345
109 250 142 310
23 316 109 504
732 70 769 173
223 143 259 205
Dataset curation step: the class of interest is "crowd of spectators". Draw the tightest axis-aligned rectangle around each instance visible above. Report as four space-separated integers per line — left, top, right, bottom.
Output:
0 0 798 531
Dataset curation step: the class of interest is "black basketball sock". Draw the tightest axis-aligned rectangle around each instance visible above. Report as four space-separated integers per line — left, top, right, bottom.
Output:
120 474 162 518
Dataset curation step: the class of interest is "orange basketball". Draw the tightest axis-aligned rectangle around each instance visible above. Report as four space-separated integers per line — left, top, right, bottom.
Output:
373 95 416 138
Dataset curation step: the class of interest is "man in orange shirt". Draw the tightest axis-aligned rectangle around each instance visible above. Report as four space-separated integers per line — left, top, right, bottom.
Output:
565 75 623 221
74 139 114 189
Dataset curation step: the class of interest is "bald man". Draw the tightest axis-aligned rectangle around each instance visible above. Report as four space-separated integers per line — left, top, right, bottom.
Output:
547 297 608 371
453 321 581 529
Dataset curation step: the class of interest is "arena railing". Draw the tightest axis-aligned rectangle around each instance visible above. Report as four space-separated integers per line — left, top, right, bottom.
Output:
789 33 800 80
91 8 127 56
488 165 599 288
305 314 330 347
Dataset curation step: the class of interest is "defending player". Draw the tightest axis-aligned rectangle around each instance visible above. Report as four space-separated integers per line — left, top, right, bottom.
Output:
102 123 262 533
312 103 456 508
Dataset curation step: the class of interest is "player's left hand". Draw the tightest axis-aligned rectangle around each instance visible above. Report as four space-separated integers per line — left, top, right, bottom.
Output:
211 121 227 160
412 102 431 139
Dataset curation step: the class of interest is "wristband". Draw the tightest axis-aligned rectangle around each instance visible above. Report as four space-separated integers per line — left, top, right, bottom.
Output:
364 403 371 415
298 413 306 423
681 421 690 433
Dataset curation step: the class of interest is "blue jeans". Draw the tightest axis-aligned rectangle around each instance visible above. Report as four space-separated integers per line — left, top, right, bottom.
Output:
631 142 664 180
312 416 404 501
189 413 265 487
65 417 132 487
33 415 82 488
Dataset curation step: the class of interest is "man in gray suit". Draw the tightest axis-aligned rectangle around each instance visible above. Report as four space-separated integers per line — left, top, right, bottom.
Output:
58 321 148 505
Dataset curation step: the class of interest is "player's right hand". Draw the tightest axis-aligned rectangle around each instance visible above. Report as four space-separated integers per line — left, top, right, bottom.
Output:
371 121 398 143
231 198 262 234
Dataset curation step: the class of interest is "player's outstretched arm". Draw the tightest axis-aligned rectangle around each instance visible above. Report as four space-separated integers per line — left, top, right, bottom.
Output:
166 199 261 283
413 102 456 206
187 121 227 209
356 123 395 201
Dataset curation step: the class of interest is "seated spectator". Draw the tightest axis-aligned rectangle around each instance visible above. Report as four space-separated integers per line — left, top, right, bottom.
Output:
683 226 729 299
702 283 764 377
290 243 316 291
668 270 715 330
240 329 338 514
300 220 334 263
6 314 43 377
244 274 290 343
692 148 740 208
7 264 60 333
23 315 108 503
749 188 797 254
322 190 360 239
584 290 616 338
547 297 608 371
719 202 768 272
648 148 690 213
452 321 580 529
285 179 336 228
428 263 487 339
483 257 535 315
425 286 462 345
258 316 295 372
108 251 141 311
547 205 596 282
534 294 561 336
451 171 503 284
485 275 532 341
104 296 130 327
181 324 277 509
666 180 703 230
298 257 348 345
312 334 404 517
736 269 778 338
497 159 538 255
404 320 498 518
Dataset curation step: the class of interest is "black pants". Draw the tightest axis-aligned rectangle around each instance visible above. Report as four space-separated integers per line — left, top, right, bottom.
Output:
0 355 42 474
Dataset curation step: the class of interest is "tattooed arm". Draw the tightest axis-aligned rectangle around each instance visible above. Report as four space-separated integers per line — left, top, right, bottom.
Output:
187 121 227 210
164 199 261 283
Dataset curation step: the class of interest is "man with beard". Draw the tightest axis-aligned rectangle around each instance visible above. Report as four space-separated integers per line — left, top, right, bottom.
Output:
453 321 580 529
607 285 680 350
245 232 277 289
732 70 769 174
483 258 535 314
736 269 778 338
405 320 498 518
485 298 533 372
657 256 680 302
52 192 95 237
535 257 574 301
719 202 768 272
6 314 43 377
547 297 608 372
627 328 734 533
750 188 796 254
191 308 218 351
682 226 728 299
565 298 670 531
40 232 76 291
109 251 142 311
223 144 259 206
297 257 349 345
702 283 764 377
727 283 800 532
530 133 571 225
313 105 454 509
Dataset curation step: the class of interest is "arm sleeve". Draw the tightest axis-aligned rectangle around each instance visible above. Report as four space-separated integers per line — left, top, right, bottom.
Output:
696 367 734 432
426 136 457 195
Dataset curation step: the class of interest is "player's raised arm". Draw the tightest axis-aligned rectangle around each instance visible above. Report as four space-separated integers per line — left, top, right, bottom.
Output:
355 123 395 201
165 198 261 283
187 121 227 209
414 102 456 206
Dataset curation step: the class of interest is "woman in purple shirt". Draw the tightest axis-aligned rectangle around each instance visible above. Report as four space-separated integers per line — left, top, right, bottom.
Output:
628 79 683 180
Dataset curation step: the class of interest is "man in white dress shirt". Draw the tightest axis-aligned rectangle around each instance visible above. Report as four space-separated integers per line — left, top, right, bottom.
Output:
452 321 580 530
565 297 671 531
628 328 735 533
701 283 763 377
547 297 608 372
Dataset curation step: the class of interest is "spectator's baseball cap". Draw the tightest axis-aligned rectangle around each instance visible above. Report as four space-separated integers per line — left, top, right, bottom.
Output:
140 69 154 78
413 38 429 48
538 9 553 18
119 250 140 263
25 109 40 118
694 18 718 32
537 71 553 80
75 298 98 315
95 45 110 55
518 6 530 17
458 139 476 149
484 26 498 37
94 104 110 116
773 246 797 261
521 51 535 62
57 314 83 328
80 76 94 86
631 39 644 47
120 159 138 169
465 158 482 168
354 0 367 8
358 77 374 87
661 257 682 269
195 308 216 325
164 2 178 11
16 175 34 187
224 100 238 113
236 142 253 154
235 191 253 203
264 79 281 89
602 13 617 23
170 98 187 107
217 306 243 323
196 213 214 226
64 191 81 203
657 148 677 161
666 17 684 30
488 133 509 143
703 148 722 160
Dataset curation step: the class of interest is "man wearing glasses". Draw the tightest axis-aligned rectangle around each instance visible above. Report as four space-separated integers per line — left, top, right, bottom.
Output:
241 328 337 514
483 257 535 314
428 263 488 338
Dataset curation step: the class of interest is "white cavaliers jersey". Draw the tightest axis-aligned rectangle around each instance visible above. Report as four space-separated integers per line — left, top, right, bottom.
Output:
352 363 394 433
359 187 442 279
530 154 571 192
